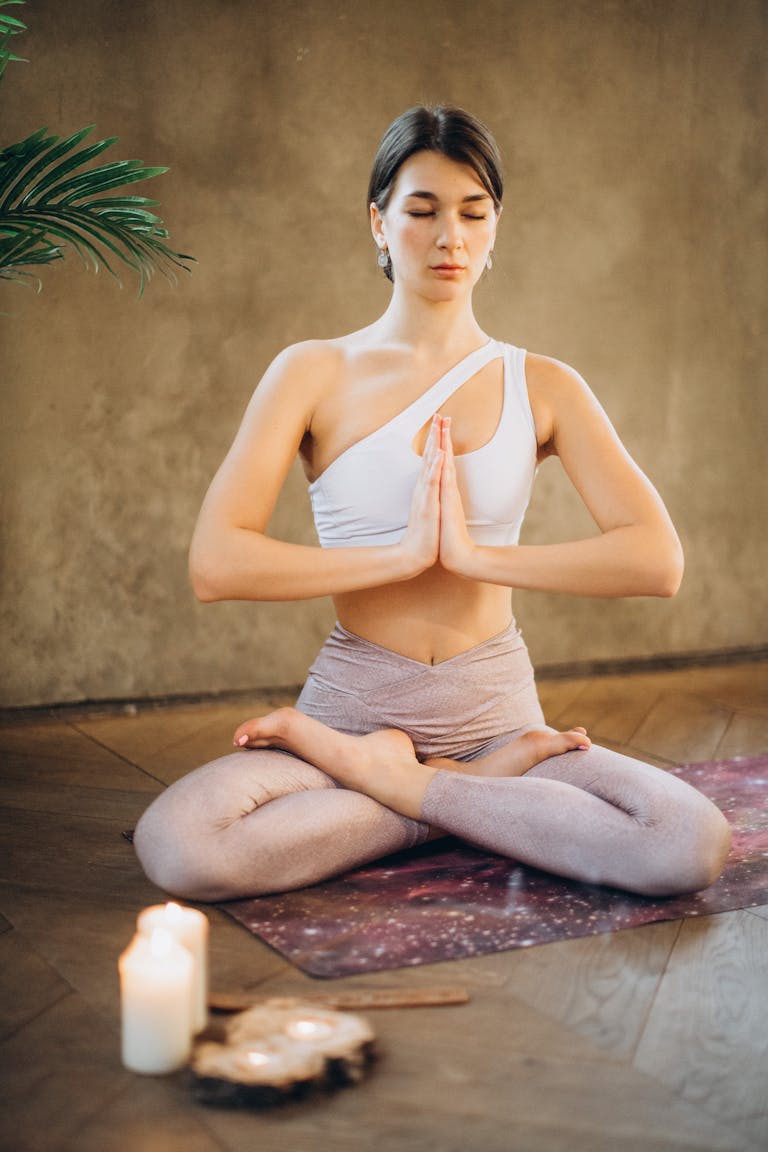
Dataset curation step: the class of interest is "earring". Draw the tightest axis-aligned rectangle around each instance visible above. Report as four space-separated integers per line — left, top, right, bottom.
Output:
377 247 389 268
486 251 494 271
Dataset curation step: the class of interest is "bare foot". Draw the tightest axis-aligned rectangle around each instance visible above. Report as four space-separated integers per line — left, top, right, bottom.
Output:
233 708 434 819
425 727 591 778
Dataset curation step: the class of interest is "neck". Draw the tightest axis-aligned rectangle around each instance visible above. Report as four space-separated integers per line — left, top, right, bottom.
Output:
373 284 487 358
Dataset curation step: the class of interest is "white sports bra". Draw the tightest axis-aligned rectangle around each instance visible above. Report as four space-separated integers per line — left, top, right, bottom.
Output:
309 339 538 548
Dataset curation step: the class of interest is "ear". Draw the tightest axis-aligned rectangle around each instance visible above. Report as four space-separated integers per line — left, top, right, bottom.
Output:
370 201 386 248
487 203 501 251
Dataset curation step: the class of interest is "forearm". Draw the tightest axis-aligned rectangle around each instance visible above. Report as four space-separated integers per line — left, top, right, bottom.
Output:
456 525 684 599
189 527 420 603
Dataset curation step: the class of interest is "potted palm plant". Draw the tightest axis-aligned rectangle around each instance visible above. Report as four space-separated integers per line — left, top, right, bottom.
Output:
0 0 193 294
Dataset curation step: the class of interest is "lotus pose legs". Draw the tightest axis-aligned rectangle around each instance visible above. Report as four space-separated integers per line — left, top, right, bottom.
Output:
230 707 730 898
233 709 591 807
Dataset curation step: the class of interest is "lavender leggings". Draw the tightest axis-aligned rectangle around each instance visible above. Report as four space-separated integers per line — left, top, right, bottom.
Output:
133 622 731 901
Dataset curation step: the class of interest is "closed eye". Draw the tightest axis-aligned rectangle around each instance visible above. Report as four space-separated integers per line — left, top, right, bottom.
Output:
407 211 487 220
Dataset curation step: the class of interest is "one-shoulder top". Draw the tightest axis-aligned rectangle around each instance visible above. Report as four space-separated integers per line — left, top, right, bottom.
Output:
308 339 538 548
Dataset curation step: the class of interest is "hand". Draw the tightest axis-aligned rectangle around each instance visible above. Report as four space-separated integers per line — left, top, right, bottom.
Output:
437 416 477 575
397 414 443 575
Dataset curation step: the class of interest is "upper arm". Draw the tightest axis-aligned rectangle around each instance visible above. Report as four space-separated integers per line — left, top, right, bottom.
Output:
525 353 678 537
193 341 336 538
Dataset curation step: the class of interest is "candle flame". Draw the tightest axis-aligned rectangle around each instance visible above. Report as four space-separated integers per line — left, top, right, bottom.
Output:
285 1018 335 1040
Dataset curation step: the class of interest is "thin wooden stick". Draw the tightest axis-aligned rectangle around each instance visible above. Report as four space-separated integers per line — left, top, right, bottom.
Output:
209 985 470 1012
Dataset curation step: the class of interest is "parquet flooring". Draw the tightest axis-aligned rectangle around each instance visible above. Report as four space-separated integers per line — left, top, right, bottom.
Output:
1 662 766 1152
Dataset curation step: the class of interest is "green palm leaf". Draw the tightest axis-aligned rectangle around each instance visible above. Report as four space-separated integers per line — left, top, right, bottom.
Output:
0 223 61 290
2 126 116 209
0 125 194 294
0 0 28 79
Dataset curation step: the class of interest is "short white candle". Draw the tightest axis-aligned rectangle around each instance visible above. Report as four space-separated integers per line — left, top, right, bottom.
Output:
138 902 209 1032
119 929 194 1074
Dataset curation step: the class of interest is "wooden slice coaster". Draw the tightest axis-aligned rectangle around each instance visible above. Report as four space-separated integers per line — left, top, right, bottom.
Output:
190 999 376 1108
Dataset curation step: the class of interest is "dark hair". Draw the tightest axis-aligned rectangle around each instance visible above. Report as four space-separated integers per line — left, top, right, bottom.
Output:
368 105 504 281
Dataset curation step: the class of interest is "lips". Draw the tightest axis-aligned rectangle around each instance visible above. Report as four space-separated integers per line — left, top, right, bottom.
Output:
431 264 466 271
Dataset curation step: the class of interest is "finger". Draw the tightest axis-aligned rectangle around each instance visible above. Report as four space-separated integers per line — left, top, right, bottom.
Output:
425 421 439 468
441 421 456 475
440 440 458 491
426 446 444 498
418 417 437 475
426 419 445 474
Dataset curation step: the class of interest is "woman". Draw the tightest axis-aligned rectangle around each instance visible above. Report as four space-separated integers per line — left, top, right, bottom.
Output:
134 106 730 902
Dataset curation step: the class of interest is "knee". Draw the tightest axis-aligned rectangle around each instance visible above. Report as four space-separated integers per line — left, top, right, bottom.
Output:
684 803 732 891
133 780 300 903
133 794 225 903
647 799 731 897
133 800 190 899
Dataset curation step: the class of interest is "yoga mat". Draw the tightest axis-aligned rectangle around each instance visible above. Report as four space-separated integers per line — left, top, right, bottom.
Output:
220 755 768 978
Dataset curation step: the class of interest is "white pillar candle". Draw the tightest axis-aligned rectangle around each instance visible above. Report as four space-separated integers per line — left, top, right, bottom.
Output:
137 902 209 1032
119 929 194 1074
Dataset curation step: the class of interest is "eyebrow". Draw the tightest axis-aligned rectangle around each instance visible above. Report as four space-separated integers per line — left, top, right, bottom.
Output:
402 190 491 204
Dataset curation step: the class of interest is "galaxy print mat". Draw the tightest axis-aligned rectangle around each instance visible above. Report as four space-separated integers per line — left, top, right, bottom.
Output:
220 755 768 978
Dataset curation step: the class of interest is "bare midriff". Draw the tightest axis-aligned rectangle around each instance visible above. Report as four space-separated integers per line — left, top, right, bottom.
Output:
333 566 514 665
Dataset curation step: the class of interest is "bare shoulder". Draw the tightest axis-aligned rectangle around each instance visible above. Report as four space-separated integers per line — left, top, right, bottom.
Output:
523 352 600 456
524 351 593 401
255 338 346 406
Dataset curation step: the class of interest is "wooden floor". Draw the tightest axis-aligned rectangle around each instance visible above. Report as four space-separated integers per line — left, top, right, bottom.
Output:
1 661 767 1152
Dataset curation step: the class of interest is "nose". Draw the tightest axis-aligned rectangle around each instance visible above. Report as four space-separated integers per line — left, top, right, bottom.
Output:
436 212 464 251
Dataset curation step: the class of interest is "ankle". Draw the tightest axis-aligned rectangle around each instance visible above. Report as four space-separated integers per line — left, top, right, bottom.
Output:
264 707 291 737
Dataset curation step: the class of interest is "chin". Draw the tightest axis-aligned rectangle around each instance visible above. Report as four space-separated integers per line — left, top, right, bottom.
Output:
422 272 473 295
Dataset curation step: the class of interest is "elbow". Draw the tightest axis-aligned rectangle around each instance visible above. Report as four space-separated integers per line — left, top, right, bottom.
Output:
191 572 221 603
190 568 221 603
188 520 246 602
188 546 226 603
647 541 684 598
657 573 683 599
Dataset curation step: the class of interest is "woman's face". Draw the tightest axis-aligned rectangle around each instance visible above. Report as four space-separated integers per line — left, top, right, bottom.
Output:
370 150 499 298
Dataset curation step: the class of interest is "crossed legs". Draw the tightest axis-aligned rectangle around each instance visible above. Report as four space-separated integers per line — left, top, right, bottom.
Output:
134 709 731 902
229 708 731 896
133 748 429 901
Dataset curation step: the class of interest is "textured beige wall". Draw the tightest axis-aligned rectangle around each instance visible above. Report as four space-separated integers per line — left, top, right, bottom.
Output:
1 0 766 707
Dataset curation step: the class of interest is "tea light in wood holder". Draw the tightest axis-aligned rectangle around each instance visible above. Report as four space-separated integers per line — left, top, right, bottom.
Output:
190 999 376 1107
192 1035 326 1107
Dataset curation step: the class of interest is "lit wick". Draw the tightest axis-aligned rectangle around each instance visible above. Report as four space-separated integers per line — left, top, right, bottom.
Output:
285 1018 335 1040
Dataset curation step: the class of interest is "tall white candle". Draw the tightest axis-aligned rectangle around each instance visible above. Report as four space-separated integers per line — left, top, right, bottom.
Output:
119 929 194 1074
138 902 209 1032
